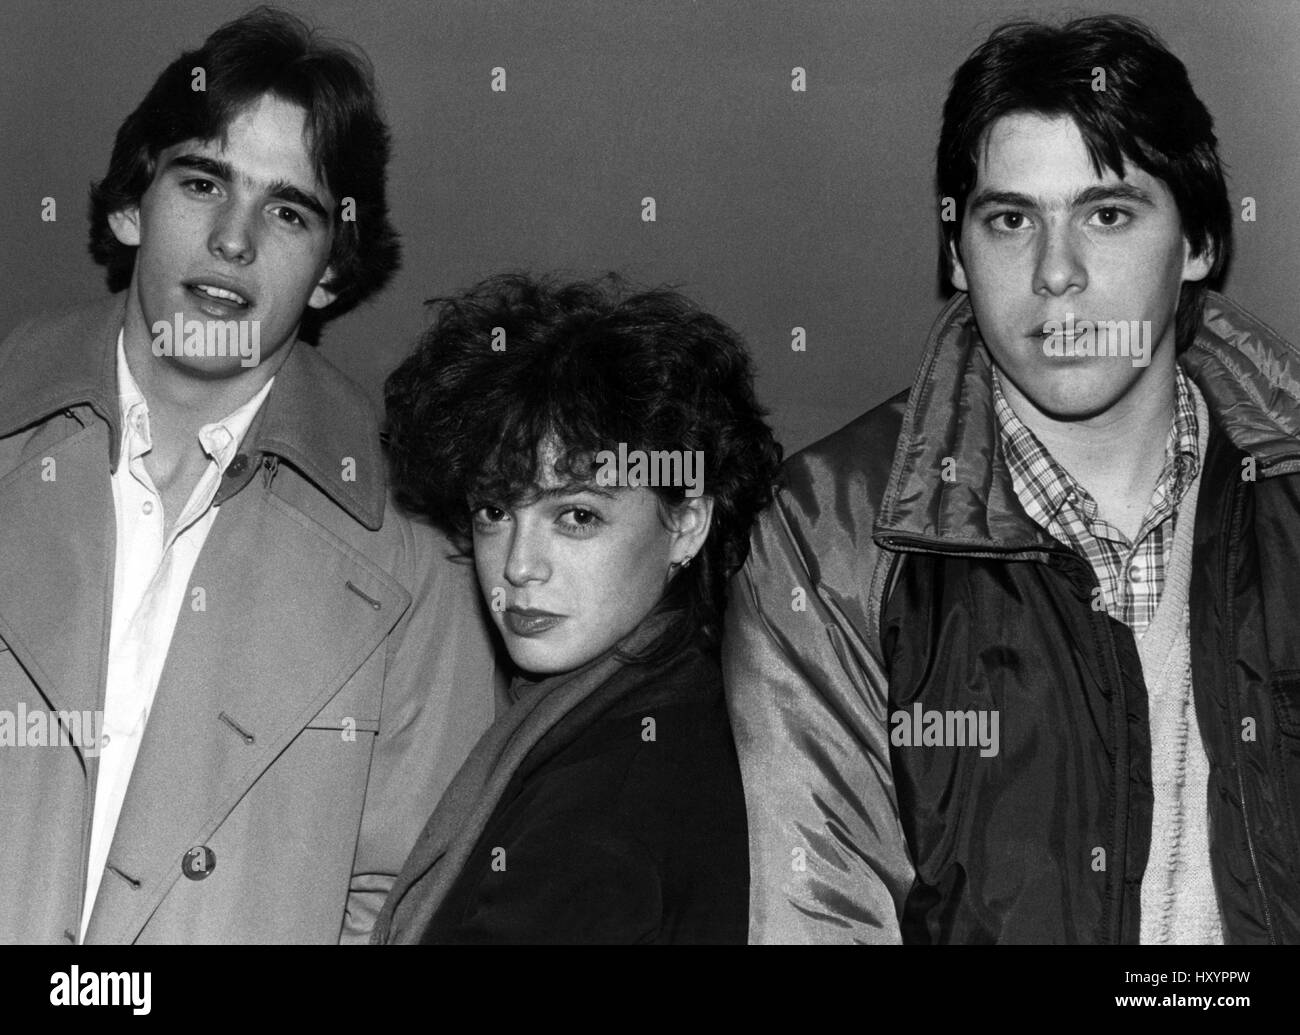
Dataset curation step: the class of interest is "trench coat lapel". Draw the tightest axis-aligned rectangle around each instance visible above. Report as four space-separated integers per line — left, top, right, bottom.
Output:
83 480 410 944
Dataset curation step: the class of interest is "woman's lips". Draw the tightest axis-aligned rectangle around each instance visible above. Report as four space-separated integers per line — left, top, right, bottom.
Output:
503 609 564 636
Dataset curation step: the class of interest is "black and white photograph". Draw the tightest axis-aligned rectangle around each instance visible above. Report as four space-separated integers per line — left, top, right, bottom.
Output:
1 0 1298 1017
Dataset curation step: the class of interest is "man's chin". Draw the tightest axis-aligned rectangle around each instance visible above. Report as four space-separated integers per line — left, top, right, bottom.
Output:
158 353 267 379
1015 378 1139 423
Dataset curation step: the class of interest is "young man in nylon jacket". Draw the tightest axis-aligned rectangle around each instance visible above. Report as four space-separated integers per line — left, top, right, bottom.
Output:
0 9 497 943
723 15 1300 944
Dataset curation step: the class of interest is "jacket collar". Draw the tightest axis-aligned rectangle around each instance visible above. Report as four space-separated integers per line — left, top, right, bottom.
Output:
0 293 387 530
1182 293 1300 476
0 293 124 454
875 289 1300 553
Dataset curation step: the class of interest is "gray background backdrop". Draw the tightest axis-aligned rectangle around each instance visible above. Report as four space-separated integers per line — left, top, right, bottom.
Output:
3 0 1297 454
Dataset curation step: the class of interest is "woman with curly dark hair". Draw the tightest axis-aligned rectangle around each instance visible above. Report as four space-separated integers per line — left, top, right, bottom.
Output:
373 272 782 944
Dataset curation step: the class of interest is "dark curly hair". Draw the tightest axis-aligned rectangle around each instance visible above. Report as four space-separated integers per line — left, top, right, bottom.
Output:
88 6 400 317
384 272 783 659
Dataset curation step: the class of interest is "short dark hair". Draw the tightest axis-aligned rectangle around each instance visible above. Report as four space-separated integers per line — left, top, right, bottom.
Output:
937 15 1232 351
384 272 783 657
89 6 400 314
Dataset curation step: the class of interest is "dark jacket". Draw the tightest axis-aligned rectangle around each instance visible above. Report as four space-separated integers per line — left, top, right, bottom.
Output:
723 290 1300 944
388 627 748 944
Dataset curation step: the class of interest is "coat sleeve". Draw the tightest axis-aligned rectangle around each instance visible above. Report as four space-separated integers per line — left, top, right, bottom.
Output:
339 515 501 944
722 480 914 944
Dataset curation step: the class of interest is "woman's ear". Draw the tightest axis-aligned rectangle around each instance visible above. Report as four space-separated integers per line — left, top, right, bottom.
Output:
669 495 714 566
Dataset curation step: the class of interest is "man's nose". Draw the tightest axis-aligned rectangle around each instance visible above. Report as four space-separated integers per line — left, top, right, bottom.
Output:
207 204 256 265
1032 223 1087 297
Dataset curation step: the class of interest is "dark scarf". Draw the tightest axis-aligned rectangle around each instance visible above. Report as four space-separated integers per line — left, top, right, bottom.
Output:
372 609 679 944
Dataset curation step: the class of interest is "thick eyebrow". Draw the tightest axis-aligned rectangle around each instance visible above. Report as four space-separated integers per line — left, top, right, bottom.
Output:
967 183 1156 212
266 180 330 222
167 153 233 182
166 153 330 222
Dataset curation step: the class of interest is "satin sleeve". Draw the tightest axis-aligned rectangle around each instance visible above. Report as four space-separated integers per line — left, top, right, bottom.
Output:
722 481 914 944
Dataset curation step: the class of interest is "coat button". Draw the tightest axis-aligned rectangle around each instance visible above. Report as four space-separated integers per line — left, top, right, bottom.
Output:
182 845 217 880
227 454 249 477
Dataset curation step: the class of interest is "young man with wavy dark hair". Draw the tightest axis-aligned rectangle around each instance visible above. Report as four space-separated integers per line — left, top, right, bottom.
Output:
0 7 496 944
725 15 1300 944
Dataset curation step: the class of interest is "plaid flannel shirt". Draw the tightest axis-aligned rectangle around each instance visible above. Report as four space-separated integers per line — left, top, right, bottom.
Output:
992 366 1201 639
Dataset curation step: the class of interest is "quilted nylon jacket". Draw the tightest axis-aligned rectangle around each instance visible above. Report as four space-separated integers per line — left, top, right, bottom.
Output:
723 289 1300 944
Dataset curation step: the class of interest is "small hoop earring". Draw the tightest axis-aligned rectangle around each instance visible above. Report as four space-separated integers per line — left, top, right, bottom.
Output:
676 554 693 570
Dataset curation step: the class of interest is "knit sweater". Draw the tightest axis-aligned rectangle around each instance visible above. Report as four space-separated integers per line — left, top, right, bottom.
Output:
1137 382 1222 944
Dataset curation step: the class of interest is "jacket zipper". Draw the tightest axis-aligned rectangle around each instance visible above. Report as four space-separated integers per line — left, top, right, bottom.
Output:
1088 573 1131 945
1046 548 1132 945
878 533 1131 942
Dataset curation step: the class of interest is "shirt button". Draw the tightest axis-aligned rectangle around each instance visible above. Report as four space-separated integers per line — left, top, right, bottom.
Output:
1129 562 1145 583
227 454 248 477
142 500 154 515
100 734 110 747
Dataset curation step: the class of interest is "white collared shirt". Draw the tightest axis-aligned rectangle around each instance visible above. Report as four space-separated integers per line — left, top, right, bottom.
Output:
80 332 275 941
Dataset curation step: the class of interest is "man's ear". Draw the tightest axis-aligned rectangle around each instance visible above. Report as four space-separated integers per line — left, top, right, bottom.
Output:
669 495 714 566
108 207 141 247
948 236 970 293
308 267 339 310
1182 238 1214 284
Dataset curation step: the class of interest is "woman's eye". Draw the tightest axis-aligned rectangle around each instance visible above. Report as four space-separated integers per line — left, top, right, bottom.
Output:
471 504 508 527
558 507 602 534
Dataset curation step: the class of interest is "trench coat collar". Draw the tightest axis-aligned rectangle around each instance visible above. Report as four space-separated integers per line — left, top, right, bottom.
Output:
874 290 1300 555
0 293 387 530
